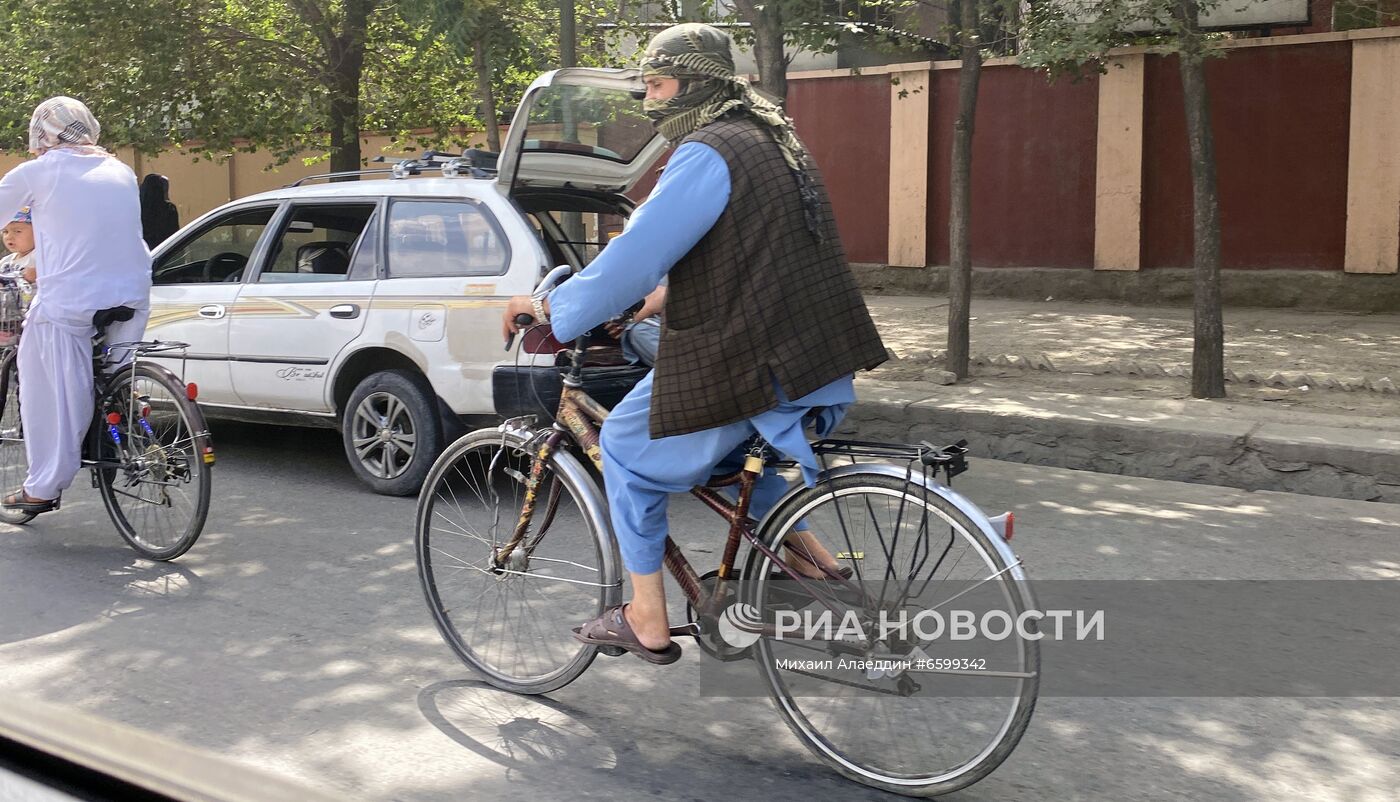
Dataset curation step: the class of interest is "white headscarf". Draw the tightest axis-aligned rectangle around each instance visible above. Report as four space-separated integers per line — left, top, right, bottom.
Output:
28 96 106 155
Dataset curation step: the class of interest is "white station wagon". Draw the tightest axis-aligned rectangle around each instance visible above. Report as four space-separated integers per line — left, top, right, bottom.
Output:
146 68 665 494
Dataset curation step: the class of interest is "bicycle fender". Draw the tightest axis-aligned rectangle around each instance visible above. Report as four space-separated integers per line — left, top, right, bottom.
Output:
121 361 215 464
488 427 624 601
755 461 1031 587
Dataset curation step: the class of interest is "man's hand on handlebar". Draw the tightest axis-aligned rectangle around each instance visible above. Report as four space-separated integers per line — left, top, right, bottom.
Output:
502 295 539 350
502 295 538 337
605 285 667 339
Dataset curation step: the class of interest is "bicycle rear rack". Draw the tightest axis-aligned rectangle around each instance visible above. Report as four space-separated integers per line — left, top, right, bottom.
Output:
811 438 969 484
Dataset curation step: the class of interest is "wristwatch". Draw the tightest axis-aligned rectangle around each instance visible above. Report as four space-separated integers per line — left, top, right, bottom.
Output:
530 293 550 324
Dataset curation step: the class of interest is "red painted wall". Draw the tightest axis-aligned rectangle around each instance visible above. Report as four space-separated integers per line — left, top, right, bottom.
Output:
926 67 1099 267
786 75 892 263
1141 42 1352 270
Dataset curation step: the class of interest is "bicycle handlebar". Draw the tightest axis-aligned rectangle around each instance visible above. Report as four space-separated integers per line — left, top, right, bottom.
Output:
503 313 535 352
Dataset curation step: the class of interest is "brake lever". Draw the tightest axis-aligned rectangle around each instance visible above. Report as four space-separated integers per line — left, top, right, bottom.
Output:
504 313 535 351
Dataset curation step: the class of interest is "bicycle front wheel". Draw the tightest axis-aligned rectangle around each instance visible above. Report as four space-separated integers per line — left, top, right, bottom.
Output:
96 363 212 561
415 429 622 695
743 471 1039 798
0 350 33 526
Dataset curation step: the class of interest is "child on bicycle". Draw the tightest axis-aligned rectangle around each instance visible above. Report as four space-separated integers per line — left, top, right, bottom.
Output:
1 207 38 288
0 207 37 347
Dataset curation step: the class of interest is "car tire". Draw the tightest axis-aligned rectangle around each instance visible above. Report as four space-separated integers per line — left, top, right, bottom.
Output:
342 370 443 496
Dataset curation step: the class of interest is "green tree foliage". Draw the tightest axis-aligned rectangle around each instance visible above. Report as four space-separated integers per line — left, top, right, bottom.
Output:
0 0 568 171
400 0 621 150
636 0 930 102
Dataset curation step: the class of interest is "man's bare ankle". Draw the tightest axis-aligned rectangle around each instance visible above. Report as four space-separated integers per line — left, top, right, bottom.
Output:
624 604 671 650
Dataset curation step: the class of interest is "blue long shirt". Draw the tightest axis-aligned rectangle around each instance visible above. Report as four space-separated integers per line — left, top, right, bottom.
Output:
546 141 855 481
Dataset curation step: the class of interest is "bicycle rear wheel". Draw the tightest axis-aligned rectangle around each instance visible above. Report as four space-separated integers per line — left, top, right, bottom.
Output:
415 428 622 695
0 350 33 526
96 363 212 561
743 471 1038 798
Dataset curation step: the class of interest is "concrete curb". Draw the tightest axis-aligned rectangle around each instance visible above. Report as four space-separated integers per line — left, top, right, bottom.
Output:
846 382 1400 503
852 264 1400 313
902 349 1400 396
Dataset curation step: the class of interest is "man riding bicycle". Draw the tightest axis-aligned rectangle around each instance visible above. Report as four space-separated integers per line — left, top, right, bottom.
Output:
0 97 152 516
503 24 887 663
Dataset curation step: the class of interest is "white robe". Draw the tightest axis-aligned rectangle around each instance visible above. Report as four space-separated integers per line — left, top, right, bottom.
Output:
0 149 152 500
18 311 150 499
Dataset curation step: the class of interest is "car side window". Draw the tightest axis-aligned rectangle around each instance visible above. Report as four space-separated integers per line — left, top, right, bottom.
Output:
152 207 276 285
386 200 510 279
258 203 377 283
346 212 380 281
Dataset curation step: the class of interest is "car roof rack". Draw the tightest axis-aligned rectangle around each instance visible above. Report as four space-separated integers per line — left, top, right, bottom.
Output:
285 149 499 187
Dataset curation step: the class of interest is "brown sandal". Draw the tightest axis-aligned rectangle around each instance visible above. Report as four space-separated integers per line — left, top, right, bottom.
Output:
2 490 59 515
572 604 682 665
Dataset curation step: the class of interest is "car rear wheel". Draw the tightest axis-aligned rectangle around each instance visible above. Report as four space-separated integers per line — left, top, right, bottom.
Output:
342 369 442 496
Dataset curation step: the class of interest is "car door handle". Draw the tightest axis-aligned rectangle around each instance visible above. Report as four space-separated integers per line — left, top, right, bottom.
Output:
329 303 360 319
197 304 226 320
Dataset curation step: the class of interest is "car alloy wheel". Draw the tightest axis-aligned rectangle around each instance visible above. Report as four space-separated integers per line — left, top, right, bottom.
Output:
351 391 417 480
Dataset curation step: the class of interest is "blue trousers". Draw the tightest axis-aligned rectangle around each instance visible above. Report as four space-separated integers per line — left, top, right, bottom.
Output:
599 371 842 574
620 318 661 367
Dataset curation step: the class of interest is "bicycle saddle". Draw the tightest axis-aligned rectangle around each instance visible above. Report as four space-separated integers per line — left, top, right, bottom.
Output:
92 306 136 330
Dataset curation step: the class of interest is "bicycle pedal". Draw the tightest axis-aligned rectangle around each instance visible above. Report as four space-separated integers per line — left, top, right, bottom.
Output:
598 645 627 658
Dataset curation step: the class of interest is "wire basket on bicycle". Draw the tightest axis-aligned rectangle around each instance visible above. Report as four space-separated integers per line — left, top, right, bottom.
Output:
0 280 28 349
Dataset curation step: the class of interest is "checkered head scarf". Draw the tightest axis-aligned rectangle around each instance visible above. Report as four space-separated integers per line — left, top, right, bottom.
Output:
640 23 824 239
28 96 106 155
641 24 811 170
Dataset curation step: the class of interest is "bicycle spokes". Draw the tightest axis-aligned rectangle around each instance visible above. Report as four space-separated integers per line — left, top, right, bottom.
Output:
97 367 210 560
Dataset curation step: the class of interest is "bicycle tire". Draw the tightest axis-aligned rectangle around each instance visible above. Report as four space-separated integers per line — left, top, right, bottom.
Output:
743 471 1039 798
415 428 622 695
0 350 34 526
96 362 212 561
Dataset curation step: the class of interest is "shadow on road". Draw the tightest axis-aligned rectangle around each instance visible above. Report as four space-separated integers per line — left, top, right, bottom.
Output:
0 420 1396 800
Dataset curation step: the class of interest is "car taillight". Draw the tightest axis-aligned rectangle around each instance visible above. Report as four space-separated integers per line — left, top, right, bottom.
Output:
522 326 566 355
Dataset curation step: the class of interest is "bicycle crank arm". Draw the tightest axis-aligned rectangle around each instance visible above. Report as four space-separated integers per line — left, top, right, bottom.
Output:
668 622 703 639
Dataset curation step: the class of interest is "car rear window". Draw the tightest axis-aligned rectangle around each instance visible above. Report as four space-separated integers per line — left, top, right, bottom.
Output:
385 200 510 279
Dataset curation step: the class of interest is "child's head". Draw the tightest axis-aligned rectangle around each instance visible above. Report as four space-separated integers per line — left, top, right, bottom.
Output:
2 208 33 255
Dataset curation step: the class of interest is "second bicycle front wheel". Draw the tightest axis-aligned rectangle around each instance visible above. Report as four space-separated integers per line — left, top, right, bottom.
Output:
96 363 212 561
416 428 622 695
743 471 1039 798
0 350 33 526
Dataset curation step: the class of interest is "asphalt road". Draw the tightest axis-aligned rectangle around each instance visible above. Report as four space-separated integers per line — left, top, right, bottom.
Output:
1 421 1397 801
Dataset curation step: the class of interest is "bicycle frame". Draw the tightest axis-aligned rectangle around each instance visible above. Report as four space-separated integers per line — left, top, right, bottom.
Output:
493 331 853 624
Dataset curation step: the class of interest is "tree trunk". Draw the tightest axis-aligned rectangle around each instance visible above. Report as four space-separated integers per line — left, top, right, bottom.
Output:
1173 0 1226 398
474 38 501 152
560 0 576 67
325 1 371 176
946 0 982 380
327 80 362 175
735 0 788 101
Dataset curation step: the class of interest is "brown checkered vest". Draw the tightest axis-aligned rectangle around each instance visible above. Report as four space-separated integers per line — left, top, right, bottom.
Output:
648 115 888 439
